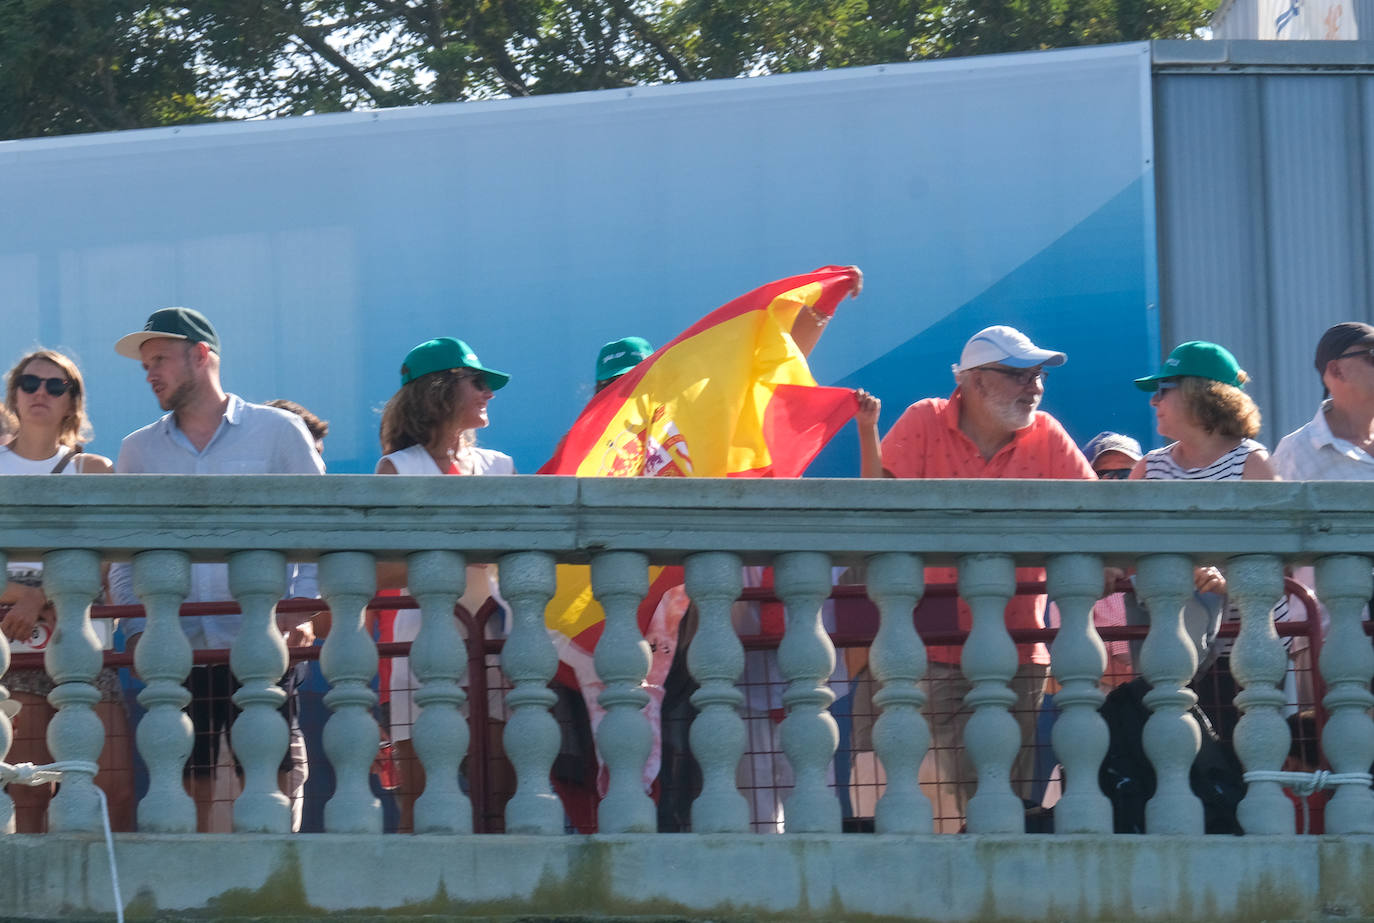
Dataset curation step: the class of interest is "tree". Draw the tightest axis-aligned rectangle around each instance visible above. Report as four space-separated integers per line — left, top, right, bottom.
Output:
0 0 1215 140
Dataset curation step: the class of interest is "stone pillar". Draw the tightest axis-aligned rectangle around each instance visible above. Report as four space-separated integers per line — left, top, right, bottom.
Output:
1133 553 1203 835
684 552 748 833
1228 554 1291 834
498 551 561 835
42 549 104 833
866 552 932 834
1316 554 1374 833
775 551 839 834
132 550 196 832
591 551 655 833
228 550 291 833
958 553 1021 834
319 551 382 833
1046 553 1111 833
409 549 471 834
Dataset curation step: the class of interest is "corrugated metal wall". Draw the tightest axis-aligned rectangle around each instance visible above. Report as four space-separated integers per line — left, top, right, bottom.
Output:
1152 40 1374 445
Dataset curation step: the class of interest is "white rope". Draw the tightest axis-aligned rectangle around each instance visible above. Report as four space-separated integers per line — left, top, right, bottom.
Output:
2 760 123 923
1243 769 1373 835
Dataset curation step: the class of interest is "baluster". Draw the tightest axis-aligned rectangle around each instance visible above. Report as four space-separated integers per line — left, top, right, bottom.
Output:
1229 554 1291 834
42 549 104 833
0 550 11 834
226 551 291 832
408 550 470 834
1133 553 1203 834
684 552 748 833
1316 555 1374 833
132 550 196 832
1047 553 1111 833
958 553 1021 834
867 552 932 834
775 551 839 834
498 551 562 834
319 551 381 833
591 551 655 833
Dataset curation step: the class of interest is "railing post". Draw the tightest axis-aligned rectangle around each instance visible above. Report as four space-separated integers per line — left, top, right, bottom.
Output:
591 551 655 833
0 550 11 834
1228 554 1291 834
228 550 291 833
1315 554 1374 833
1133 553 1203 835
498 551 563 835
866 552 932 834
42 549 104 833
319 551 382 833
132 550 196 832
684 551 748 833
408 550 470 834
1046 553 1111 833
775 551 839 834
958 553 1021 834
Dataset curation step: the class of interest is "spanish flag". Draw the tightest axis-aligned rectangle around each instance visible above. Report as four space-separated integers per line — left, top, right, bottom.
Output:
540 265 861 644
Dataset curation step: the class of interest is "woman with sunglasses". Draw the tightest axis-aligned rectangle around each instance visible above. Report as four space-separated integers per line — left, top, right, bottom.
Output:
0 349 132 831
1129 340 1283 742
374 337 514 831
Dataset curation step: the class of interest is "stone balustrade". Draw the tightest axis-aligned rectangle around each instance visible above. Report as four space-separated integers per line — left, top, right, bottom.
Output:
6 475 1374 920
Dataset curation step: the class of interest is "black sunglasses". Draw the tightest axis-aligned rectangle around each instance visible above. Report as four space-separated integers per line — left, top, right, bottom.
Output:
1095 467 1131 480
17 374 72 397
1337 347 1374 365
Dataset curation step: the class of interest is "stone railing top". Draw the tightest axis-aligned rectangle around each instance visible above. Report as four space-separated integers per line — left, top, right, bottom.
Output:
0 475 1368 565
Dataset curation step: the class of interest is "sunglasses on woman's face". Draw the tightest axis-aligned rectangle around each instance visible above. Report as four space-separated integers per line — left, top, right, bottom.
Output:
1095 467 1131 479
17 374 72 397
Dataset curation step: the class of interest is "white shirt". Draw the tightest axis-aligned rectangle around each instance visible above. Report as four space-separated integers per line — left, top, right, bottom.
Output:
109 394 324 649
1272 400 1374 481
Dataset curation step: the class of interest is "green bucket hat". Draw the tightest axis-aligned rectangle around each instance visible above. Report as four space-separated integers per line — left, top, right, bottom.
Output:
595 336 654 383
400 337 510 390
1135 341 1243 392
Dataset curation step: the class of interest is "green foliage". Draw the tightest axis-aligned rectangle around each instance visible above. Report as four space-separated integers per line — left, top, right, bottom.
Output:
0 0 1216 140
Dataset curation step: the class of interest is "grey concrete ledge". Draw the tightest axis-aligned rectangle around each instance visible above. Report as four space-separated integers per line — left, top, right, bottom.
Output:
3 832 1373 922
0 475 1371 564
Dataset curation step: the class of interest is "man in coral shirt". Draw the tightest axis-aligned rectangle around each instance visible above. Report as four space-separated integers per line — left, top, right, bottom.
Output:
859 325 1095 822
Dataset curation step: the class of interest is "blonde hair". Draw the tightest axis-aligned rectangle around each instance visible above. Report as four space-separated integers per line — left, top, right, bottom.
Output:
1178 372 1260 439
6 349 94 447
379 369 476 454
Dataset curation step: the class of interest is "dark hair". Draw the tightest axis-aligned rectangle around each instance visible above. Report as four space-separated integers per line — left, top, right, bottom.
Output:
1177 374 1260 439
5 348 93 447
265 399 330 442
379 370 475 454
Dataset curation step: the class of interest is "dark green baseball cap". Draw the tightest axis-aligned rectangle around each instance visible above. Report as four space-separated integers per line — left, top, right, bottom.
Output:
1135 340 1243 392
595 336 654 383
115 307 221 359
400 337 510 389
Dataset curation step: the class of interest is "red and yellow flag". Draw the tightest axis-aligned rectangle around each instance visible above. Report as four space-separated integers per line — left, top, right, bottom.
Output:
540 266 861 644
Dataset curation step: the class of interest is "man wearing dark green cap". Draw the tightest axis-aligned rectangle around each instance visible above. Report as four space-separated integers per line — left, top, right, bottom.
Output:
594 336 654 394
109 306 324 831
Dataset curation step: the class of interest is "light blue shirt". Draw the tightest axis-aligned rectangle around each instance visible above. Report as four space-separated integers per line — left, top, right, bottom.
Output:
109 393 325 650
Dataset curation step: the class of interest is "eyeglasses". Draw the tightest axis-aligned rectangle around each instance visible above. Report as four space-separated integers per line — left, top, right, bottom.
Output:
1337 347 1374 365
1155 379 1180 391
16 374 72 397
1095 467 1131 480
982 365 1046 386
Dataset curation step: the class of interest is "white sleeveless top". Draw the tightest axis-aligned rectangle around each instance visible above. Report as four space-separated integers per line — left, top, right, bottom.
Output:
379 443 515 476
1142 438 1264 481
0 444 82 475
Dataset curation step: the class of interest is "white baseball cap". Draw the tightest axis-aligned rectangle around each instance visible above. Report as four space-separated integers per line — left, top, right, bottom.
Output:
953 325 1067 373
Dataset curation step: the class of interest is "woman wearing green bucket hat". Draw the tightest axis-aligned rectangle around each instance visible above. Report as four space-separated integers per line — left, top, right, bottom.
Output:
1129 340 1285 743
374 336 516 830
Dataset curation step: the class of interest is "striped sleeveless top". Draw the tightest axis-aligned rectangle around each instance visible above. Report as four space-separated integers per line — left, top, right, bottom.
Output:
1142 438 1264 481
